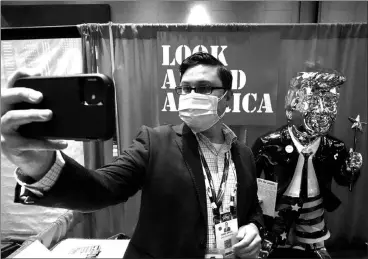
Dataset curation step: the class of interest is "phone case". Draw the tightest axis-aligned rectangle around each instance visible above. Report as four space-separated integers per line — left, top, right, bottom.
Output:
13 74 115 141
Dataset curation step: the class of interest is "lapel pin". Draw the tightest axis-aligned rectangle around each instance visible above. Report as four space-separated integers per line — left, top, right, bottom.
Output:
285 145 294 153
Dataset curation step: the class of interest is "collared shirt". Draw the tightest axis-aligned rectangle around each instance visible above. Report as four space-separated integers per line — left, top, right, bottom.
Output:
16 151 65 197
195 123 238 249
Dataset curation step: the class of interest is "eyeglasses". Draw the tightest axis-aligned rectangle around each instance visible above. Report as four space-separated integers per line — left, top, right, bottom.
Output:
175 85 228 95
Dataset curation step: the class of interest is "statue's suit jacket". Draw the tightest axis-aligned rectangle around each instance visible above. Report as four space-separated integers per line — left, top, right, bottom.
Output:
252 125 354 214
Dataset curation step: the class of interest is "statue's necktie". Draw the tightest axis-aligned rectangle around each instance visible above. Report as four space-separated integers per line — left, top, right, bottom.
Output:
300 151 312 203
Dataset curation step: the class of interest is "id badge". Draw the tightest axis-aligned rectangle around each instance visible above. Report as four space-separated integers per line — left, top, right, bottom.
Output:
214 218 238 258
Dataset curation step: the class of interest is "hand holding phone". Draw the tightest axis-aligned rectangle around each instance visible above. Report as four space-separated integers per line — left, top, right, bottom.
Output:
1 72 115 179
12 73 115 141
1 71 66 179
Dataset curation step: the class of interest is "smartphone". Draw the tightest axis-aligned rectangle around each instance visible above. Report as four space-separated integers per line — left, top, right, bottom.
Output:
13 74 115 141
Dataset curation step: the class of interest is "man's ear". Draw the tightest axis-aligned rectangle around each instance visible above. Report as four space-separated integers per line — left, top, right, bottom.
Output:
225 90 233 110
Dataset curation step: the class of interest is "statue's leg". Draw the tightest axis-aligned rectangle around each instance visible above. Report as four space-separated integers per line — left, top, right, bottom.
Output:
258 196 301 258
311 242 332 259
295 195 331 259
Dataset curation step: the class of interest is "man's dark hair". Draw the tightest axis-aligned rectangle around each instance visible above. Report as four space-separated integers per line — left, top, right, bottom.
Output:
179 52 233 90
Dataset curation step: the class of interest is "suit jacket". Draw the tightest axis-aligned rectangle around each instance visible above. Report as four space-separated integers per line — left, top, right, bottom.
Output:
251 125 354 213
15 123 264 258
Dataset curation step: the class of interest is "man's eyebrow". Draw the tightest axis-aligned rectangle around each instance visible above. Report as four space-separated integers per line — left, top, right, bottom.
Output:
180 80 214 85
196 80 212 84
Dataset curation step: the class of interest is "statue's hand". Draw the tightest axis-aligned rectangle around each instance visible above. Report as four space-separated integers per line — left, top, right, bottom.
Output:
257 239 274 258
257 231 278 258
346 148 363 172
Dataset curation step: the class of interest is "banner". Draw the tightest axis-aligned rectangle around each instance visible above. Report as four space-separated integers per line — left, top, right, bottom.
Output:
157 31 280 126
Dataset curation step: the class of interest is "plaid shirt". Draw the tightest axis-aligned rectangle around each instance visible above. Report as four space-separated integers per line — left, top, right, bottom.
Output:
195 124 238 249
16 151 65 197
17 124 238 249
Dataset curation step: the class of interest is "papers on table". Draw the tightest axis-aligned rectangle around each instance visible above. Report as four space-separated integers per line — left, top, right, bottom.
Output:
13 238 130 258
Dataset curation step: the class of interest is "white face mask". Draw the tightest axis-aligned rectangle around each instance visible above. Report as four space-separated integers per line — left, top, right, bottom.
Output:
178 91 227 133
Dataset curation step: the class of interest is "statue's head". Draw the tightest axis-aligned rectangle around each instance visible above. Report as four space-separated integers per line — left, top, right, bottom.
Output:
285 67 346 138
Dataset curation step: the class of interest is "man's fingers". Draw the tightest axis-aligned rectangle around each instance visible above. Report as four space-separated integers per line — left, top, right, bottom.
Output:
235 226 246 240
234 234 261 256
6 70 41 88
2 134 68 151
233 229 256 250
21 138 68 151
2 87 43 104
1 70 42 115
6 70 32 89
1 109 52 133
1 87 43 115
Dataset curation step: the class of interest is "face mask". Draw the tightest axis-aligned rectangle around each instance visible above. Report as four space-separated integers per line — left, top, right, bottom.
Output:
178 91 227 133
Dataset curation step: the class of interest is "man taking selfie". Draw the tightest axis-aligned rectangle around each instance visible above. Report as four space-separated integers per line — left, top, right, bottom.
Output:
1 52 264 258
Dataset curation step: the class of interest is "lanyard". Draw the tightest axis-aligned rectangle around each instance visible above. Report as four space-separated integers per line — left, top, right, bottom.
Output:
198 148 237 220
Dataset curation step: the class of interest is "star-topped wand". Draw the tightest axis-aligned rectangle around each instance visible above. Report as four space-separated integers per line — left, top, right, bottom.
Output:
348 115 367 191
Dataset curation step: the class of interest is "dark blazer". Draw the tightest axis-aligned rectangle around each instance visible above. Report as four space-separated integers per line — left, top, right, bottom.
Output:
15 123 264 258
251 125 355 213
